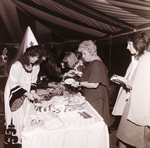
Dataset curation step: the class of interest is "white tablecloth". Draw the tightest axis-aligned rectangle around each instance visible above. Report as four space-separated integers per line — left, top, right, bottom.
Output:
22 101 109 148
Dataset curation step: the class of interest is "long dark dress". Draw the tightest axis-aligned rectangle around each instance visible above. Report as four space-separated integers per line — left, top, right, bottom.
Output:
81 60 110 126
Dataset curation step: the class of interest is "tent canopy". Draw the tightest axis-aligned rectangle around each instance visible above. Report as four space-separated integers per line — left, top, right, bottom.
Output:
0 0 150 44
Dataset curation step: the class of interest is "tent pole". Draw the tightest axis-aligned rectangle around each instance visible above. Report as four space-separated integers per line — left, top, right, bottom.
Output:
97 27 150 41
51 43 53 49
109 35 112 76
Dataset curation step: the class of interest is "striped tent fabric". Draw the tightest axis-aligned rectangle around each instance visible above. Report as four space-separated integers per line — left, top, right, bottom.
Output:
0 0 150 43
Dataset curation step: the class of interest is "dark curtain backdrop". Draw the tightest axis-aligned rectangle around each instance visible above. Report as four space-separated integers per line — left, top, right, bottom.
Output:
96 34 131 78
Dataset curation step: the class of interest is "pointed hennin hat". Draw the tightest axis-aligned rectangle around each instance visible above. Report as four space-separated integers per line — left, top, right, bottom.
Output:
12 26 38 64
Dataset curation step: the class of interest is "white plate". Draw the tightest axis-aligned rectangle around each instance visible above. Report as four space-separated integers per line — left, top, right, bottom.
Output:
64 78 75 85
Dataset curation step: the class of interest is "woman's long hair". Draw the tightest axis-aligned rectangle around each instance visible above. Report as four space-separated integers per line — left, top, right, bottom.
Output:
128 32 150 59
20 45 40 66
63 52 78 69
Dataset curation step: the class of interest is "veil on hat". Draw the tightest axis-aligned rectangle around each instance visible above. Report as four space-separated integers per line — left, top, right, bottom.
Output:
12 26 38 64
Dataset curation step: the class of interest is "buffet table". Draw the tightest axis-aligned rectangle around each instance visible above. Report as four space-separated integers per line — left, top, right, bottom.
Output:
22 83 109 148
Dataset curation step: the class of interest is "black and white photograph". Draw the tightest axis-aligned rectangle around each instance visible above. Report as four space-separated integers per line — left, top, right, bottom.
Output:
0 1 150 148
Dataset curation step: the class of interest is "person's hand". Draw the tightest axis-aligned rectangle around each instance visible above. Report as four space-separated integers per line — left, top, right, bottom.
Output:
110 75 126 85
63 72 74 77
24 92 34 100
77 71 83 77
68 70 76 74
71 81 80 88
32 93 40 100
116 76 126 84
63 73 74 81
30 90 41 100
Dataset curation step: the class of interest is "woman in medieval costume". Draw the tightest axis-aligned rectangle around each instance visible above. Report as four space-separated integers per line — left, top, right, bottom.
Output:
4 45 41 148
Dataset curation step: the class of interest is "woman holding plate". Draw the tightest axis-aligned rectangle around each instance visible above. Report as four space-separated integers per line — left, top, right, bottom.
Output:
71 40 110 126
111 32 150 148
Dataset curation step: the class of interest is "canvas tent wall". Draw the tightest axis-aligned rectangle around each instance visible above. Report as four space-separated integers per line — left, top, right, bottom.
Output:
0 0 150 44
0 0 150 76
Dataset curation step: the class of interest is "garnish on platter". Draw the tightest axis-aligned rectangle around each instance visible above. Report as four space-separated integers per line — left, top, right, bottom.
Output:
30 115 44 127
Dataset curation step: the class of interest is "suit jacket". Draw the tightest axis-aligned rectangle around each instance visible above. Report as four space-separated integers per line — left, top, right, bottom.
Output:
112 62 133 116
127 52 150 126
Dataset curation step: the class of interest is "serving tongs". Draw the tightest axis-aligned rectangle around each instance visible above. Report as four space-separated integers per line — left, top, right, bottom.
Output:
78 111 92 119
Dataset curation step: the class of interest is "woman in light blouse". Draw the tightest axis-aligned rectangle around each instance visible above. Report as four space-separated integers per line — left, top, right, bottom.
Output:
111 32 150 148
